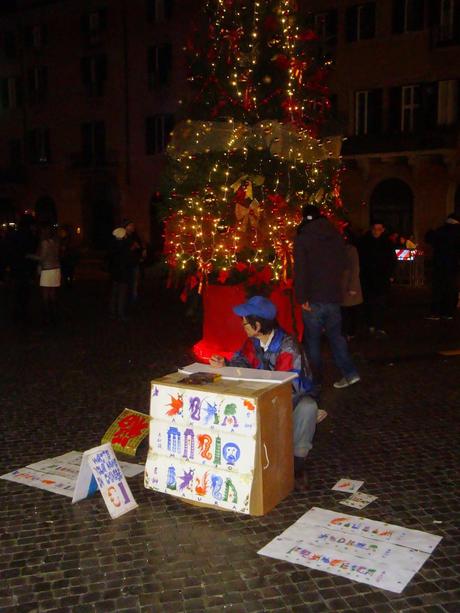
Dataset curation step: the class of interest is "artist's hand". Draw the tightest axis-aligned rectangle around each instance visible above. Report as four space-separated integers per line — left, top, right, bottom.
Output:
301 301 312 312
209 355 225 368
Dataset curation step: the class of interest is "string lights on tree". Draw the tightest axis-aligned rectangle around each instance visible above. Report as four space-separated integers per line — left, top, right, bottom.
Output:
162 0 344 297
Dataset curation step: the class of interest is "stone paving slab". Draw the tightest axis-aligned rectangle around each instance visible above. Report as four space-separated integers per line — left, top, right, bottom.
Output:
0 277 459 612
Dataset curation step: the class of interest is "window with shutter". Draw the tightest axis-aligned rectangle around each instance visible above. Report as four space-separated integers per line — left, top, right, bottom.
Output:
147 0 174 23
146 114 174 154
394 0 425 33
81 122 106 165
4 31 16 59
148 44 172 88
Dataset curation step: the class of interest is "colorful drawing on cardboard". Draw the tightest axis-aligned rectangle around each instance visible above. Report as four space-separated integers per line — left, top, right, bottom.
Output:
101 409 150 456
146 382 259 513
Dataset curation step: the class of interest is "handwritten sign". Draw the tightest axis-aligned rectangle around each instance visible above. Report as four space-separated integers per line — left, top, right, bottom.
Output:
101 409 150 456
73 443 138 518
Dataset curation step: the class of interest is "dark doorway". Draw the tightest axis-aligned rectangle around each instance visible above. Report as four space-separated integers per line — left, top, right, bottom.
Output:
0 198 16 226
82 181 117 249
35 195 57 225
369 178 413 235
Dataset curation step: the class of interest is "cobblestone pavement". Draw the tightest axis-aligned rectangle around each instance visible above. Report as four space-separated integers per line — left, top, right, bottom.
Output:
1 272 459 613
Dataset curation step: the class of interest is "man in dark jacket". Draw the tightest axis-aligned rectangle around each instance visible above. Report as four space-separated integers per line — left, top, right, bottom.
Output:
425 212 460 320
294 205 360 390
358 220 397 335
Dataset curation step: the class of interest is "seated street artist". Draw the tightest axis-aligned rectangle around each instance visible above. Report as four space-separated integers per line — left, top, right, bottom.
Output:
209 295 318 490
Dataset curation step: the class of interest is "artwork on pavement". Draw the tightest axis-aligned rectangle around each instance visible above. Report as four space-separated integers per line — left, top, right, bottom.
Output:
0 450 143 500
145 381 258 513
258 507 442 593
101 408 150 456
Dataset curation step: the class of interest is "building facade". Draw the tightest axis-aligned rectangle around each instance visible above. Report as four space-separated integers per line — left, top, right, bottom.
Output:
303 0 460 242
0 0 195 249
1 0 459 248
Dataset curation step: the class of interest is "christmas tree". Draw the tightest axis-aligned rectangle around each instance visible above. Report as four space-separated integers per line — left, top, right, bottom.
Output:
162 0 343 297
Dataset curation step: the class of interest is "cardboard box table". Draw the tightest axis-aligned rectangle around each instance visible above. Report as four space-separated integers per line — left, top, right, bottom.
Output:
144 369 294 515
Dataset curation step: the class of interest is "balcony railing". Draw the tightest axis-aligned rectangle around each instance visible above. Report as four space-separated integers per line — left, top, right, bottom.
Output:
68 149 118 170
342 127 459 156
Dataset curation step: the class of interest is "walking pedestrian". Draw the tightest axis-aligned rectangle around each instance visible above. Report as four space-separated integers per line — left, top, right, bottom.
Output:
124 220 145 304
294 205 360 391
36 225 61 324
108 227 130 321
358 220 397 336
341 227 363 339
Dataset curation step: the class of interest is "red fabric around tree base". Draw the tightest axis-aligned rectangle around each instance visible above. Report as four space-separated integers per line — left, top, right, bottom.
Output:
193 284 304 363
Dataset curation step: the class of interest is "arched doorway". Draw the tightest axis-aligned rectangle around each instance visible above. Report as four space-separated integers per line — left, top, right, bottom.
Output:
35 195 57 225
369 179 413 236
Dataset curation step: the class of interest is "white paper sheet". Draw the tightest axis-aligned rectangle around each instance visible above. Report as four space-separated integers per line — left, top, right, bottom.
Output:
258 507 442 593
1 451 144 498
179 362 297 383
332 478 364 493
340 492 377 509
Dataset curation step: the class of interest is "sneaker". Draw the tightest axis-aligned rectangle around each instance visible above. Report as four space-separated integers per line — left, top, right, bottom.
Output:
376 329 388 337
333 375 361 389
441 316 454 321
369 326 376 334
316 409 328 423
425 315 441 321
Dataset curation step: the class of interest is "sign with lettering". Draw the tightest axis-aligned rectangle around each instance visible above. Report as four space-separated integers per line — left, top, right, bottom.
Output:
73 443 138 519
101 409 150 456
258 507 442 593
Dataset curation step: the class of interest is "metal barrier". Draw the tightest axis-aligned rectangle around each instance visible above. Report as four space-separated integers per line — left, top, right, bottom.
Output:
394 252 425 287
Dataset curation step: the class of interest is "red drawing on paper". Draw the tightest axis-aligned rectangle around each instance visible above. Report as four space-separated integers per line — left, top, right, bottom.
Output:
195 472 209 496
166 394 184 416
244 400 255 411
197 434 213 460
112 414 149 448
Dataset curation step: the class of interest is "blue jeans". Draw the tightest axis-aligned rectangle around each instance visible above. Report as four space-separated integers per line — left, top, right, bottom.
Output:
302 303 359 384
293 395 318 458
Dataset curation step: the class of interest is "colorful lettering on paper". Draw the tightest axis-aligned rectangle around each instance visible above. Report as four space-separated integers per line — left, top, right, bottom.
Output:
166 466 177 490
166 394 183 417
183 428 195 459
167 427 181 454
189 396 202 421
211 475 223 500
195 471 209 496
204 401 219 425
223 442 240 466
197 434 213 460
179 468 194 491
213 436 222 466
244 399 255 411
224 478 237 503
222 403 238 427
